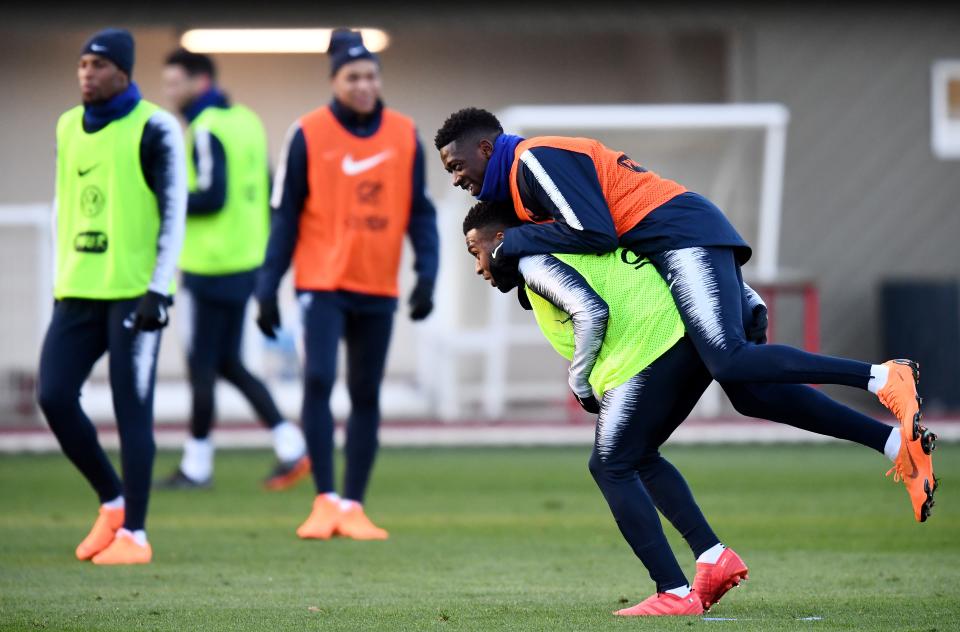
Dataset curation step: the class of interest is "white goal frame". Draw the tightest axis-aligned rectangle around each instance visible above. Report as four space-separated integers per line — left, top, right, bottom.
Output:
427 103 791 420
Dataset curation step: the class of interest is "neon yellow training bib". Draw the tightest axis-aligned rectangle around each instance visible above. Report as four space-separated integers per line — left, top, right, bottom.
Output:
526 250 685 397
179 104 269 275
55 100 162 300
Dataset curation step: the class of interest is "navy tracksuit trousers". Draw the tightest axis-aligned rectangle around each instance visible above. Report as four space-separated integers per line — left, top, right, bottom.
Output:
36 298 161 531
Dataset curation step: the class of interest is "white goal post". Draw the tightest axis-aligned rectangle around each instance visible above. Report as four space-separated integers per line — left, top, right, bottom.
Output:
425 103 791 420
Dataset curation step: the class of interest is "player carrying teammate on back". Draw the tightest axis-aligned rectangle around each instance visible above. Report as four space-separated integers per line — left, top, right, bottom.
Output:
462 199 929 616
436 108 937 523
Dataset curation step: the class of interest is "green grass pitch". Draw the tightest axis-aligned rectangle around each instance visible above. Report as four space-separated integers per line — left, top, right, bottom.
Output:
0 443 957 631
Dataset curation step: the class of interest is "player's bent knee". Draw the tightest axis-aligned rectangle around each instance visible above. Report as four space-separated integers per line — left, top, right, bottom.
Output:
304 372 336 398
347 384 381 411
725 390 763 419
703 344 752 383
36 380 73 419
118 429 155 459
726 383 779 418
588 451 605 481
634 451 664 472
704 358 739 383
188 365 217 389
218 359 250 383
589 451 633 483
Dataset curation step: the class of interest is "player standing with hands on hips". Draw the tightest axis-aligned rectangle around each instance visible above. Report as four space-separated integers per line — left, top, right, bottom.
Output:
36 28 186 565
157 49 308 491
256 29 439 540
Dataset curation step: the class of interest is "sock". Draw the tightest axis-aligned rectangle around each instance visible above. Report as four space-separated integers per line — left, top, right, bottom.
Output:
339 499 360 512
117 527 148 547
180 438 214 482
697 543 726 564
884 426 902 461
272 420 307 463
101 495 125 510
322 492 340 502
665 585 691 598
868 364 889 394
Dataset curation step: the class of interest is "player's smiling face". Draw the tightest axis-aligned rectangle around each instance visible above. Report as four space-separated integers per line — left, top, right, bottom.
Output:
440 137 495 196
465 226 503 288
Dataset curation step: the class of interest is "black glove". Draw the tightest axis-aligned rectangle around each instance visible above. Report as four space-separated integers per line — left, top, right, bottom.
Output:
746 302 768 345
409 277 434 321
257 296 281 339
574 392 601 414
488 241 522 294
516 283 533 311
132 291 170 332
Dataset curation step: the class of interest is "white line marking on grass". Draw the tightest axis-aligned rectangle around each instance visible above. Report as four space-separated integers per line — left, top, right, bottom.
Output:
703 617 739 621
702 616 824 622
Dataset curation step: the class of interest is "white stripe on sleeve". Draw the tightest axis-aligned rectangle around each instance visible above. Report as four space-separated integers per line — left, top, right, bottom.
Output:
518 149 584 230
193 126 214 191
519 254 607 398
271 121 301 209
147 110 187 295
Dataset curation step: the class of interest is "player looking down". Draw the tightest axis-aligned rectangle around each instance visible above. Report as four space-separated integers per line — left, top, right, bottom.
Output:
438 107 938 523
256 29 439 540
463 199 937 616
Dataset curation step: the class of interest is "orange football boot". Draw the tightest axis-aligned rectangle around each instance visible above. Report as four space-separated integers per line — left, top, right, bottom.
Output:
692 547 749 610
75 506 124 561
263 455 311 491
887 427 939 522
877 359 939 521
877 360 922 444
614 591 704 616
296 495 341 540
91 530 152 565
334 504 388 540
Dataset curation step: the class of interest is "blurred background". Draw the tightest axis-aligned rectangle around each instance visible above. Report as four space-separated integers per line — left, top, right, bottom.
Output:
2 1 959 448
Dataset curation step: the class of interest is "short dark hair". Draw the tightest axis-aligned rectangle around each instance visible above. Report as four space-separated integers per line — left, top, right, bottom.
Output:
434 107 503 150
165 47 216 79
462 201 522 236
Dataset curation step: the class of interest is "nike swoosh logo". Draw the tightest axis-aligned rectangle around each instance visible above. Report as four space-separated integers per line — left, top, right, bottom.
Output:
492 242 504 259
78 164 99 177
90 43 108 52
341 151 392 176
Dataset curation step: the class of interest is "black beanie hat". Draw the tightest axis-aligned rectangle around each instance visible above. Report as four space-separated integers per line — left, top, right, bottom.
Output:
81 28 135 77
329 29 379 77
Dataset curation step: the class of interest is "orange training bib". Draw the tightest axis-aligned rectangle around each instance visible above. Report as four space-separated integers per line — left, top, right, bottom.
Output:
508 136 686 235
294 106 416 297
